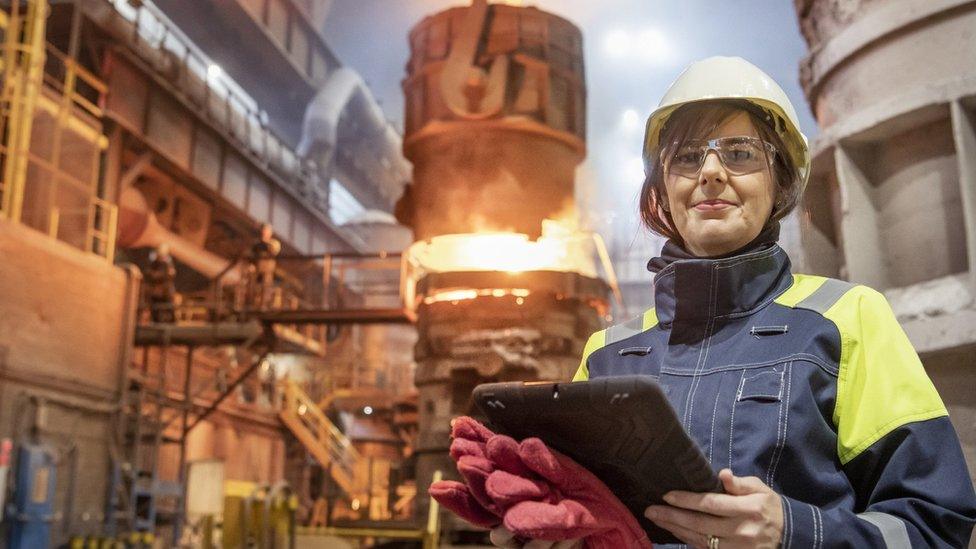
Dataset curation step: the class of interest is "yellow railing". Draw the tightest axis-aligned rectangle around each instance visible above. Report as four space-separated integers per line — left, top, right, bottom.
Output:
89 197 118 264
43 43 108 120
297 470 442 549
0 0 47 223
0 0 116 263
279 380 365 499
106 0 311 192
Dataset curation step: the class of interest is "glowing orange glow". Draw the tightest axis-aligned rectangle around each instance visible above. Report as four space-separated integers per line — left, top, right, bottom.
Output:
424 288 531 305
402 217 622 311
406 219 600 276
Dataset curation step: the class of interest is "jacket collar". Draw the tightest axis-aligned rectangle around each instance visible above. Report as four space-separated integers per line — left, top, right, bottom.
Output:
653 243 792 326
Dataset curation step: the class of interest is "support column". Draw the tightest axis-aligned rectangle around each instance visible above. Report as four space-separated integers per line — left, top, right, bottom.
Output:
833 144 890 289
950 100 976 292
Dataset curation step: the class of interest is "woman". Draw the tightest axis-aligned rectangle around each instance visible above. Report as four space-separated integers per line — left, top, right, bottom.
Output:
434 57 976 548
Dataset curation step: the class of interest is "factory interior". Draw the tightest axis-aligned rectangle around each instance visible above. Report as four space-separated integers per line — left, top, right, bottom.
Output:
1 0 975 547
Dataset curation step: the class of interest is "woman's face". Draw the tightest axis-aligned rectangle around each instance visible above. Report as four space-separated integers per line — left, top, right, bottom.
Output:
663 112 776 257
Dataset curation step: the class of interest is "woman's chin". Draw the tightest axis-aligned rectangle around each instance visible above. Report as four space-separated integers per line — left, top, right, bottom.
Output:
686 223 752 255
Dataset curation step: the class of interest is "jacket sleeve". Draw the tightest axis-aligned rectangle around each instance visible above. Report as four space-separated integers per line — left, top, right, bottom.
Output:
780 286 976 548
571 330 604 381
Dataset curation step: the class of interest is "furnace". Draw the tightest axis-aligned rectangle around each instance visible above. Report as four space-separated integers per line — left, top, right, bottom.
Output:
396 0 614 525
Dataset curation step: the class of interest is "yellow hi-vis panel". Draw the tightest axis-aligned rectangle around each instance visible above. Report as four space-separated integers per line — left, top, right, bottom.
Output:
823 285 947 465
572 330 604 381
572 308 658 381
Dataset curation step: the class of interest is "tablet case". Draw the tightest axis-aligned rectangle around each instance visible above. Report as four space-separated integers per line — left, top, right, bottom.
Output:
473 375 722 544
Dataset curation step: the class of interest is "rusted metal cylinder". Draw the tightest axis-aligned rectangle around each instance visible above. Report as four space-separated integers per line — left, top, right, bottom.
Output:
400 1 602 529
792 1 976 286
398 0 586 240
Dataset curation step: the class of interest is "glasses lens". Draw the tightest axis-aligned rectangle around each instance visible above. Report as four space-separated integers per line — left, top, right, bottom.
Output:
718 138 768 174
666 137 770 177
668 144 706 177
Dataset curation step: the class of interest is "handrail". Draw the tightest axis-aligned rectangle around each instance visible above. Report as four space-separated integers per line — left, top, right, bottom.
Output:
282 379 362 464
88 197 118 263
105 0 311 192
295 470 442 546
43 43 107 120
279 379 368 499
0 3 116 263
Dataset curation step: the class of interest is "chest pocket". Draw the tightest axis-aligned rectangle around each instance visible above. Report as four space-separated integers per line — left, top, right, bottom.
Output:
730 363 791 486
737 369 784 402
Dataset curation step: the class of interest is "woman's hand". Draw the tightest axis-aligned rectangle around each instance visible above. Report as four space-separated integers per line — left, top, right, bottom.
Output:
644 468 784 549
489 526 582 549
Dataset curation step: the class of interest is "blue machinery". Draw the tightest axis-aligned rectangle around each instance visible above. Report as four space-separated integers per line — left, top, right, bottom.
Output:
6 442 58 549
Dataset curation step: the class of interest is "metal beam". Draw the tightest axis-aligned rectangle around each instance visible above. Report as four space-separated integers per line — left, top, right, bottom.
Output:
134 321 264 346
119 151 153 190
186 342 271 433
951 100 976 292
258 308 412 326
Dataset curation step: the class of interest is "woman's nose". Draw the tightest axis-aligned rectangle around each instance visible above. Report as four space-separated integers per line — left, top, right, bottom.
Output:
699 150 727 185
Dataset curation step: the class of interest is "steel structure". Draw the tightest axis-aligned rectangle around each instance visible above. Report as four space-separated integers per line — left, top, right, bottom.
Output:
792 0 976 479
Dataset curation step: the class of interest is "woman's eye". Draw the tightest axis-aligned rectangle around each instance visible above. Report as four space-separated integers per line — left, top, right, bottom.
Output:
674 151 700 165
727 149 756 162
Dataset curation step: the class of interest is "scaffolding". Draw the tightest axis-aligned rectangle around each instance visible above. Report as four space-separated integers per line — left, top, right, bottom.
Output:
115 249 420 541
0 0 117 262
115 321 273 540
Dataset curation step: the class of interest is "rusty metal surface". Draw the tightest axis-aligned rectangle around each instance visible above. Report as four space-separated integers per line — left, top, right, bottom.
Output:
400 2 602 523
398 0 586 240
416 270 610 301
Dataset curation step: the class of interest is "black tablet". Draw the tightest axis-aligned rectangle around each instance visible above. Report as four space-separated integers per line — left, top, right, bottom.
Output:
473 375 722 545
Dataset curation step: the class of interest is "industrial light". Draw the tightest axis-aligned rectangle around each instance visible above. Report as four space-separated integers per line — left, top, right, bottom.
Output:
621 109 641 131
626 156 646 186
604 28 672 65
636 29 671 65
605 30 629 58
363 406 373 415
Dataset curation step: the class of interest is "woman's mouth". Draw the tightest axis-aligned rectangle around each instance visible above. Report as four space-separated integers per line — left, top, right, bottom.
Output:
694 199 736 211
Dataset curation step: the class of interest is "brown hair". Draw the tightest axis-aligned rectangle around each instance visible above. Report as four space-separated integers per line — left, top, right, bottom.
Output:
638 99 802 245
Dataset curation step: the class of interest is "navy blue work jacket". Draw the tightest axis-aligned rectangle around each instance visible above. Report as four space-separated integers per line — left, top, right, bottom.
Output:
574 244 976 548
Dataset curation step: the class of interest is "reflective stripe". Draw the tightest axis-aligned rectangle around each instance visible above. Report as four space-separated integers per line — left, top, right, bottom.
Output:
857 512 911 548
774 274 828 308
574 308 659 382
606 314 645 345
794 278 855 314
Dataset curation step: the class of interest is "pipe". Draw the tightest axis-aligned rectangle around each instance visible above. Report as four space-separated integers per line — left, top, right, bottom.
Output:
297 68 405 182
60 444 78 536
116 264 140 417
116 187 242 284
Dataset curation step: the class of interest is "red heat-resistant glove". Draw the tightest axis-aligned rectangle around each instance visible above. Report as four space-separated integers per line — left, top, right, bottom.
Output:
494 437 651 549
429 417 652 549
429 417 546 527
428 416 506 527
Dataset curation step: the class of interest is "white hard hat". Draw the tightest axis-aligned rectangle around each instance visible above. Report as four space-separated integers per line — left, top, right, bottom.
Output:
643 56 810 190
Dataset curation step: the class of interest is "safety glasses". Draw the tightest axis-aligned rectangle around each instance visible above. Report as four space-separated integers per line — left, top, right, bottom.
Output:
662 136 777 178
